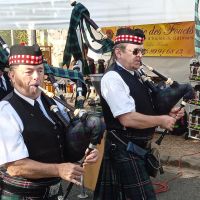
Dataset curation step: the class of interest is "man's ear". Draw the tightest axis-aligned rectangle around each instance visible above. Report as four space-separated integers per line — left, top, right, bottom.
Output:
8 70 15 86
115 48 122 58
8 70 15 80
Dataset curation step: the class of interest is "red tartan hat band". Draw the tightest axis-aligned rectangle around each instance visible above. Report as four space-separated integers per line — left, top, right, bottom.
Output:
114 27 145 45
9 55 43 65
9 44 43 66
114 35 144 44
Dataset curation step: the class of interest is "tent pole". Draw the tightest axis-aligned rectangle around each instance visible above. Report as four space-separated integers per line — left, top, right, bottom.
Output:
11 30 14 45
31 30 37 44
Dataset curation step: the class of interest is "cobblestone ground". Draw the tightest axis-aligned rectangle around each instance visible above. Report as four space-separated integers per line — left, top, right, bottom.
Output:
153 132 200 163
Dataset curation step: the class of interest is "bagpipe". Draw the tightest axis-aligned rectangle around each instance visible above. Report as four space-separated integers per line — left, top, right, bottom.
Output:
138 62 195 144
38 85 105 161
35 83 105 200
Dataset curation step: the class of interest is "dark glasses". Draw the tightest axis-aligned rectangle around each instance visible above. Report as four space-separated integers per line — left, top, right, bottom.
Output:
126 48 146 55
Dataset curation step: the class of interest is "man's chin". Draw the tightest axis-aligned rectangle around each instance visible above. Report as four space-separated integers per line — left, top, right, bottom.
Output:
133 64 140 69
136 61 141 66
29 88 41 97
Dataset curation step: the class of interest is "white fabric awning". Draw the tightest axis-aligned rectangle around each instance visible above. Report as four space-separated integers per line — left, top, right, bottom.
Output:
0 0 195 30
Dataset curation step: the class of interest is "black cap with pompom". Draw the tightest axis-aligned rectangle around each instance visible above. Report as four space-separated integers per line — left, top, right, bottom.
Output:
114 27 145 45
9 44 43 66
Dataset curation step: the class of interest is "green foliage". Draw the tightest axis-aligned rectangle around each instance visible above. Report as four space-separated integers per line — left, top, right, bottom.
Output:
14 30 28 44
0 30 28 46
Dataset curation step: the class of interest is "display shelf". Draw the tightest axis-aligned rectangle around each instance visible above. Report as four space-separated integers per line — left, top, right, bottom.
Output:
187 102 200 106
189 79 200 83
188 77 200 140
188 128 200 140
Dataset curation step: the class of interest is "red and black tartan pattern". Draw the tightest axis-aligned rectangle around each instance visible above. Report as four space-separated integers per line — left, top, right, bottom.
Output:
0 170 62 200
93 134 157 200
0 189 62 200
114 35 144 44
9 55 43 65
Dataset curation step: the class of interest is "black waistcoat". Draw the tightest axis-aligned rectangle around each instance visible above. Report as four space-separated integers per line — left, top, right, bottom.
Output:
6 92 65 163
101 63 156 139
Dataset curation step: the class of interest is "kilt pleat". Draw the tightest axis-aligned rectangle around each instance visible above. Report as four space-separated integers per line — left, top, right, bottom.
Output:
93 136 157 200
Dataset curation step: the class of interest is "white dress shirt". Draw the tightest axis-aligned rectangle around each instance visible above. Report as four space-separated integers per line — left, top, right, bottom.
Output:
101 61 136 118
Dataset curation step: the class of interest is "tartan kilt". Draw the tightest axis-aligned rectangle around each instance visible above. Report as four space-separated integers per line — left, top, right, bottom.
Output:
93 136 157 200
0 170 63 200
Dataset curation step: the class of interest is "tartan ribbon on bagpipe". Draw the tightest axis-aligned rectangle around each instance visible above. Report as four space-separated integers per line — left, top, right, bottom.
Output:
62 2 114 68
195 0 200 57
62 3 87 67
44 63 85 84
0 47 9 66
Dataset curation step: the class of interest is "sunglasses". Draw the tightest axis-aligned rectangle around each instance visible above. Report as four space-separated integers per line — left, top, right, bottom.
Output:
126 48 147 55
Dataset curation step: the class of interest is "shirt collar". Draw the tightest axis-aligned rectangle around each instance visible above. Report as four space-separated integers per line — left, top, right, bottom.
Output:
116 60 135 76
0 74 6 81
14 88 41 106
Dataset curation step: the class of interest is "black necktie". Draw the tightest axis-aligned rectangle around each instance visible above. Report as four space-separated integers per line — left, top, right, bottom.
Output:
34 100 55 124
34 100 44 116
0 77 6 91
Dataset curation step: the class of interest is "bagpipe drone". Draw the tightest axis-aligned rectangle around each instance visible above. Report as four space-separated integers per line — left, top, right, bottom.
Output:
138 62 195 145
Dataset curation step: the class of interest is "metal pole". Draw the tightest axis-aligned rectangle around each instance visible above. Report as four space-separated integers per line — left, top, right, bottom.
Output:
31 30 37 44
77 175 88 199
11 30 14 45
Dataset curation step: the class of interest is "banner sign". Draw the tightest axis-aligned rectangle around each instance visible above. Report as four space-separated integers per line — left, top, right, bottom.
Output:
102 21 195 57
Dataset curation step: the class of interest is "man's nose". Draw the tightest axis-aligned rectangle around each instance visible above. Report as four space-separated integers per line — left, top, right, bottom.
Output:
32 71 40 79
136 51 143 57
